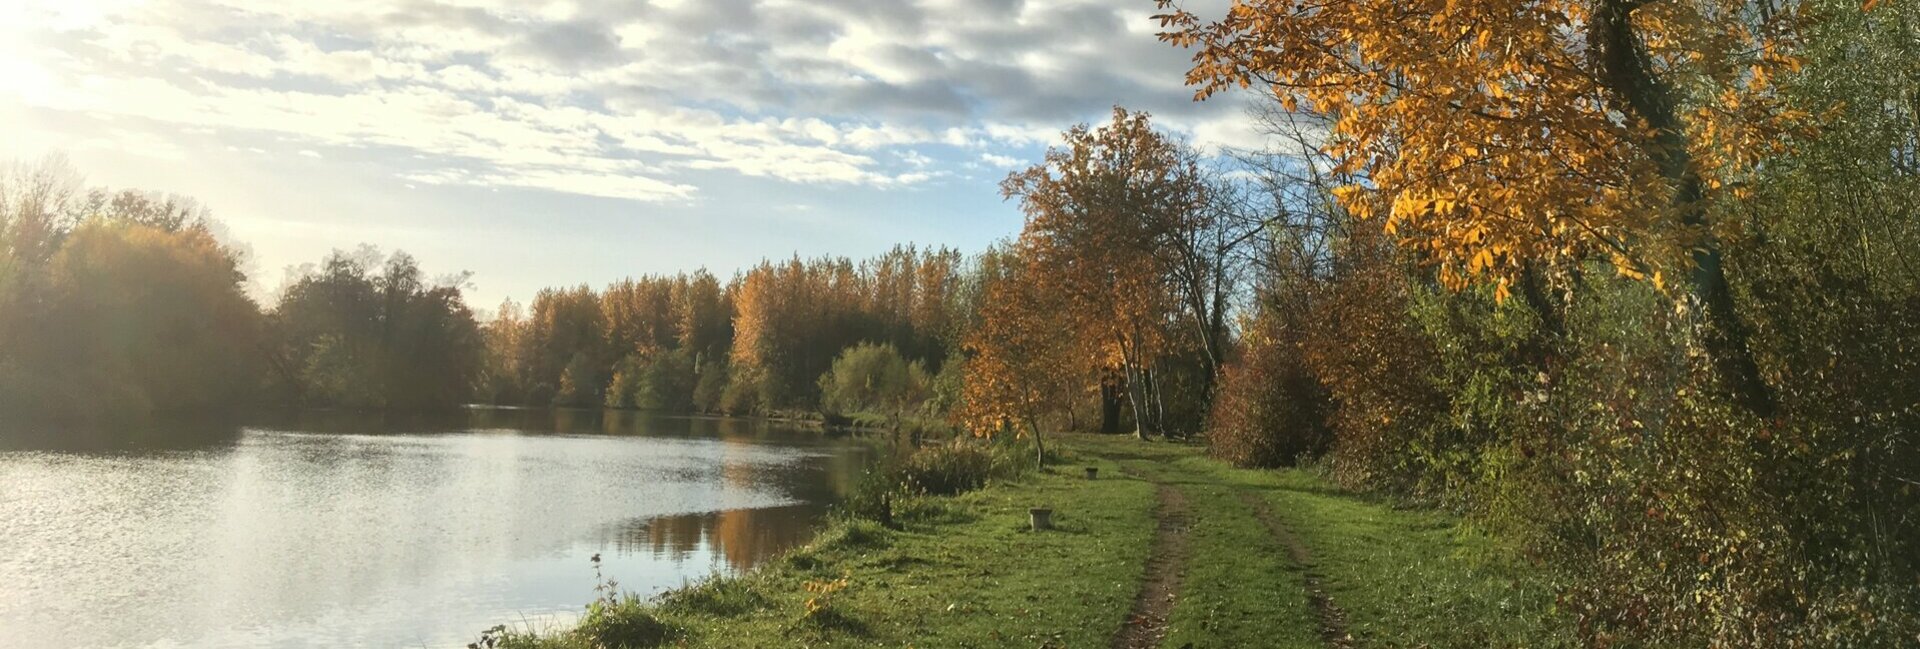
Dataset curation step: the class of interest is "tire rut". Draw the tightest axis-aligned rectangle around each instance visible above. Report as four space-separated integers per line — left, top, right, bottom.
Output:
1111 476 1192 649
1238 491 1353 648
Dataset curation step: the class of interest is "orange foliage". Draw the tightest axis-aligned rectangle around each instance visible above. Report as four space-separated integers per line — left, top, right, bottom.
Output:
1156 0 1804 296
982 108 1209 436
955 249 1082 438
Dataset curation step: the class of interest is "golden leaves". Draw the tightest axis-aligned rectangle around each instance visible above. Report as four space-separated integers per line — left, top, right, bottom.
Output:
1162 0 1800 295
961 109 1204 436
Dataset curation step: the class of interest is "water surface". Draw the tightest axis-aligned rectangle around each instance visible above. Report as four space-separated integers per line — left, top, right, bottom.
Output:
0 409 871 648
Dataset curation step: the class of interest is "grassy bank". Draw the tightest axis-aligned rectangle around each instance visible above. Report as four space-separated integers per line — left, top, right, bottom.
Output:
483 434 1572 648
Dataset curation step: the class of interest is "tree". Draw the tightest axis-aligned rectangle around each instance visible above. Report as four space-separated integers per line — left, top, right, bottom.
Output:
16 221 261 417
1001 107 1211 437
0 156 85 271
479 298 531 404
1156 0 1801 414
957 246 1082 468
270 248 483 409
672 269 731 368
0 160 262 421
526 285 605 406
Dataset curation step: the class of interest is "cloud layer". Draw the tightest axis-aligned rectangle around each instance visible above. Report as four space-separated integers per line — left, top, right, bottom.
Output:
4 0 1251 203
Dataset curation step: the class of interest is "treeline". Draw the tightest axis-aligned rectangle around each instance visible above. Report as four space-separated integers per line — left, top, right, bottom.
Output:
0 164 998 425
0 160 485 420
473 247 974 419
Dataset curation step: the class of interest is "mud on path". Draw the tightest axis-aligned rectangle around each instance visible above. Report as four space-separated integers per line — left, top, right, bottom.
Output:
1238 491 1353 648
1110 482 1192 649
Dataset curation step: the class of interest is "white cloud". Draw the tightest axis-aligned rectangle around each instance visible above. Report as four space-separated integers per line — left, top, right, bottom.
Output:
980 153 1021 168
2 0 1247 204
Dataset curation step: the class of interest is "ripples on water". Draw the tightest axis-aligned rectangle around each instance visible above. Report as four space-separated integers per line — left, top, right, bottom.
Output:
0 409 872 648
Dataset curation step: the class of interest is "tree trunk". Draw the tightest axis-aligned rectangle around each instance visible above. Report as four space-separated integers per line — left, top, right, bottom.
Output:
1119 340 1151 440
1517 262 1565 373
1146 364 1169 439
1591 0 1776 417
1100 376 1123 434
1026 416 1046 470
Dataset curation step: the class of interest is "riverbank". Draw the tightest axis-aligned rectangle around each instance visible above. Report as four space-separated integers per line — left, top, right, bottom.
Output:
485 434 1575 648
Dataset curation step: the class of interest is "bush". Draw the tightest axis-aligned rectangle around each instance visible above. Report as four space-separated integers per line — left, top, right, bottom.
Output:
1296 233 1452 495
656 578 767 618
837 439 1027 526
1206 300 1330 467
608 350 698 411
719 366 765 415
816 342 928 420
896 441 1001 496
575 553 676 648
691 357 729 413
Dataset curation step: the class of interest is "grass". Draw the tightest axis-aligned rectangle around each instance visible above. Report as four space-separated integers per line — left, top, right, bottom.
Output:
1241 465 1573 648
489 433 1573 649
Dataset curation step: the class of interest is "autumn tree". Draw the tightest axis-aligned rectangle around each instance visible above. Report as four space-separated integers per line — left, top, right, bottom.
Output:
1157 0 1802 414
0 159 263 421
17 221 261 417
722 251 960 414
479 298 531 404
1001 107 1216 437
672 269 731 369
526 285 605 406
957 245 1083 468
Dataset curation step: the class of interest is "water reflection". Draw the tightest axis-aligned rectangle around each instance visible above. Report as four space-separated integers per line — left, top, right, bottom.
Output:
0 414 246 453
0 409 873 649
614 503 825 573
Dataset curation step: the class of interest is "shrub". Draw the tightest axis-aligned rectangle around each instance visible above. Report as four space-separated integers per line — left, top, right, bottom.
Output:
1296 235 1451 495
837 439 1027 526
571 553 675 648
719 366 765 415
572 596 671 649
816 342 928 420
691 358 728 413
895 441 1000 496
1206 300 1330 467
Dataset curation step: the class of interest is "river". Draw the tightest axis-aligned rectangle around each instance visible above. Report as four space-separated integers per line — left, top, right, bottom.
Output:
0 408 874 648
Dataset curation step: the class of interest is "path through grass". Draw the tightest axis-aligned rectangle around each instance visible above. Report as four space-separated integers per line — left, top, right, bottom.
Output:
489 434 1572 648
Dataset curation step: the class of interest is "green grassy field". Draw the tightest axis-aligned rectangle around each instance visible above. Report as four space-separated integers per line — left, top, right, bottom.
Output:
486 434 1572 649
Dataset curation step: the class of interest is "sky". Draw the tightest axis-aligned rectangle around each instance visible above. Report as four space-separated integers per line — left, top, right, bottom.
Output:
1 0 1258 309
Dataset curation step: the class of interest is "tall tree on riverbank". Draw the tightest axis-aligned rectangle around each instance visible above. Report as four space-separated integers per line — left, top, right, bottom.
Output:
1000 108 1218 437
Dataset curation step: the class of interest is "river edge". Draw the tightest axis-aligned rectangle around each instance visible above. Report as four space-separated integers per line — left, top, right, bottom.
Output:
482 433 1576 649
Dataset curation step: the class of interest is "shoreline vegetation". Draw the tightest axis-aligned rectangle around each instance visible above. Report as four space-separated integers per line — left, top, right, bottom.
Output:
475 433 1573 649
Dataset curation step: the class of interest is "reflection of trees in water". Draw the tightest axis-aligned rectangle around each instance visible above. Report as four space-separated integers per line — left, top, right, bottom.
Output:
615 422 872 573
244 409 472 435
0 414 245 453
610 504 822 572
